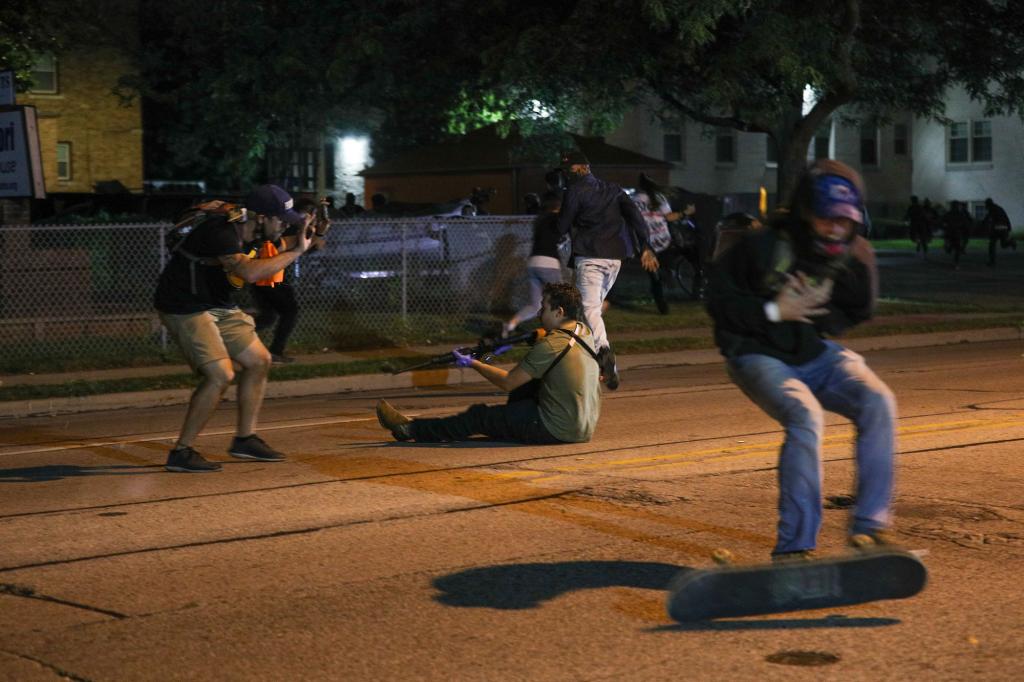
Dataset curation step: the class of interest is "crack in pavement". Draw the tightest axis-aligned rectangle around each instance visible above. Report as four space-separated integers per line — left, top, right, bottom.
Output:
0 490 575 574
0 648 93 681
0 583 128 619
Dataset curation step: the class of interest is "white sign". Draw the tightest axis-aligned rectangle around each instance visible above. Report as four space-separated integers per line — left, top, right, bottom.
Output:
0 106 46 199
0 71 13 106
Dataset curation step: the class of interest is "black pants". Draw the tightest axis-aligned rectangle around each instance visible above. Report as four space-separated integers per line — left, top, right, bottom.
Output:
251 284 298 355
988 230 1015 265
410 398 563 444
647 260 672 314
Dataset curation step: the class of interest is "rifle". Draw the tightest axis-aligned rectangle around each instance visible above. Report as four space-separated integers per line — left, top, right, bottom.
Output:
389 328 547 374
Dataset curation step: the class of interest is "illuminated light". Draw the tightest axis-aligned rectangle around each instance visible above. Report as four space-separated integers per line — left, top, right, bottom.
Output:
335 134 371 199
528 100 553 119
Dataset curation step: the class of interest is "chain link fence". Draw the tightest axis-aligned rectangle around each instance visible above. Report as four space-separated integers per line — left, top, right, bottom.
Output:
0 216 546 373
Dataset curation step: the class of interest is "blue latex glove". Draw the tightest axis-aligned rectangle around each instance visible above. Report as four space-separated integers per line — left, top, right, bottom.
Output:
451 347 474 368
492 344 513 356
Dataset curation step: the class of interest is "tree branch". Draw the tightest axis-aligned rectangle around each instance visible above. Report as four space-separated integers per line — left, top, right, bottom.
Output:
834 0 861 97
654 84 773 135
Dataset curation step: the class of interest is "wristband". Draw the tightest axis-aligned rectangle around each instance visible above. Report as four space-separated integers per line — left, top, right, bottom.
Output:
764 301 781 323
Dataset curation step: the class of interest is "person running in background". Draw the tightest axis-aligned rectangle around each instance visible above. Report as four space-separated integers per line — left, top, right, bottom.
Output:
632 173 680 314
982 197 1016 266
557 150 659 390
503 193 565 337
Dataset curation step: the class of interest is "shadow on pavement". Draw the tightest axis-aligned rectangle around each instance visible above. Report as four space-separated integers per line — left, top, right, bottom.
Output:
0 464 161 483
653 615 900 631
433 560 686 609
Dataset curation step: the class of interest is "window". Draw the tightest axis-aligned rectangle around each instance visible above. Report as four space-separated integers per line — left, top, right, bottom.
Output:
893 124 909 156
663 133 683 163
56 142 71 180
765 135 778 166
860 122 879 166
949 119 992 164
715 128 735 164
972 120 992 162
949 122 969 163
808 120 832 160
29 54 58 94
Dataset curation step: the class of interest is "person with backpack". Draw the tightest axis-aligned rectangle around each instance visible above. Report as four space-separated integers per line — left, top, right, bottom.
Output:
376 282 601 444
705 160 896 560
155 184 314 473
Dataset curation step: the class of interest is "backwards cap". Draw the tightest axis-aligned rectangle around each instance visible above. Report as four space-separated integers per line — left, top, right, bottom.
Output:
244 184 306 226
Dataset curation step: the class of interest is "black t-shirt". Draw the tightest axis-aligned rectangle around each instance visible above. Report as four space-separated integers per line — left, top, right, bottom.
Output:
154 215 244 313
530 212 562 259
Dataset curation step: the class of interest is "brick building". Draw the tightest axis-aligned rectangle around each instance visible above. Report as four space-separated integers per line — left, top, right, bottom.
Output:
17 43 143 199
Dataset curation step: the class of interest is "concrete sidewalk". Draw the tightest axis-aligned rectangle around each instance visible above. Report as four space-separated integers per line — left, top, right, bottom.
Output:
0 324 1017 420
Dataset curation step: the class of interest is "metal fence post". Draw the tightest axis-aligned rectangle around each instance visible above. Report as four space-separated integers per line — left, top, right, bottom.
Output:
400 223 408 323
158 224 167 353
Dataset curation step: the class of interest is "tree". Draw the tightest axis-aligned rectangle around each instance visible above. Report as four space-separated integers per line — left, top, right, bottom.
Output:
413 0 1024 202
0 0 120 89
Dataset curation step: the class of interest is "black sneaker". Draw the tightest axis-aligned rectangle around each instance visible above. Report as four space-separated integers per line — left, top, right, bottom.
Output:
598 346 620 391
271 353 296 364
376 400 413 441
165 446 222 473
229 435 286 462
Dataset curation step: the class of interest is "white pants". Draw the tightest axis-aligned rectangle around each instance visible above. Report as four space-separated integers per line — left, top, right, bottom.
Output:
573 257 621 351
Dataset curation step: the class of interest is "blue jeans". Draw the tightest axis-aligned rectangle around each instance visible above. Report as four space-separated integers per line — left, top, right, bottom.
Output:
574 257 621 350
726 342 896 554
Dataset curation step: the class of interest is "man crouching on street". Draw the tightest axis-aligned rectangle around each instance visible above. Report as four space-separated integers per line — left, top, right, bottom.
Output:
377 282 601 444
156 185 314 472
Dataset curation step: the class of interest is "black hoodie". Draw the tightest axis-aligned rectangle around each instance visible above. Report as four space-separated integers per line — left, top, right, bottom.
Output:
705 215 877 365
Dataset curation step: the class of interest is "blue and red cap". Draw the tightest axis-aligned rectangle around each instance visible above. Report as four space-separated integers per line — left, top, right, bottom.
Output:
812 174 863 224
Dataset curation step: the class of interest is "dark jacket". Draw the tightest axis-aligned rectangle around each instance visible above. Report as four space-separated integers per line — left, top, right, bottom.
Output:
557 174 650 259
705 219 877 365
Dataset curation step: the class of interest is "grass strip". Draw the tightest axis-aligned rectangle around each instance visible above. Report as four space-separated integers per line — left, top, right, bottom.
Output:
2 317 1018 403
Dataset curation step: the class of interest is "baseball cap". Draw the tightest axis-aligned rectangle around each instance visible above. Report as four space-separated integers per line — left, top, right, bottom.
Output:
244 185 306 225
812 174 863 224
560 149 590 167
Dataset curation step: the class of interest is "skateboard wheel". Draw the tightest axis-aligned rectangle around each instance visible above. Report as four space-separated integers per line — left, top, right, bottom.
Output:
711 548 734 565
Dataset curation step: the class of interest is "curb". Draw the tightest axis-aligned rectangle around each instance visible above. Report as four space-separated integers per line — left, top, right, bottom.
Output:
1 327 1017 420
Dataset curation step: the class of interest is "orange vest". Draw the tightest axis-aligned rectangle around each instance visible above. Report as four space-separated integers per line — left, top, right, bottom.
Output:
253 241 284 287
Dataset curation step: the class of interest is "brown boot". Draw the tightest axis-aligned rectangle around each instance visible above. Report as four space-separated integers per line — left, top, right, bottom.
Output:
376 400 413 441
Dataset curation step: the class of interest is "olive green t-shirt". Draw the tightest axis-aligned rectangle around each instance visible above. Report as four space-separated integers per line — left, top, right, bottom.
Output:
518 323 601 442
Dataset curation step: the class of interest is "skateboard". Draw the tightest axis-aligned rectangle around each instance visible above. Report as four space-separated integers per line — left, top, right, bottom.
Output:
666 548 927 622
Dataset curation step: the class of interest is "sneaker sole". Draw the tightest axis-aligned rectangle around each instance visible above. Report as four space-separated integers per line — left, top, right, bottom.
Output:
165 465 221 473
228 452 285 462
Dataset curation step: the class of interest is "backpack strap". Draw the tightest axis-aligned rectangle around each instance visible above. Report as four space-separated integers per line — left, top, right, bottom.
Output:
549 323 601 363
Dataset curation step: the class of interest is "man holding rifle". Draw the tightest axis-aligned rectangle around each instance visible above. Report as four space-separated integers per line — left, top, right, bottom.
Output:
377 282 601 444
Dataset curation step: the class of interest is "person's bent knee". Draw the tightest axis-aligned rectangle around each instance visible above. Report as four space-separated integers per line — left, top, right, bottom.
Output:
199 358 235 389
234 340 272 373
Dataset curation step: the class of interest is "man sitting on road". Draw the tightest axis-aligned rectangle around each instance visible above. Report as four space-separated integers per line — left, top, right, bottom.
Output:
377 282 601 444
155 185 314 473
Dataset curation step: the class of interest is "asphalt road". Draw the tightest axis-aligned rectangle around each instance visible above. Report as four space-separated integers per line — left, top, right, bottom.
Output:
1 339 1023 680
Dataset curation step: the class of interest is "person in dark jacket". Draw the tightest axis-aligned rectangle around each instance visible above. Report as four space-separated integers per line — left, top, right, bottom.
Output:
982 197 1016 266
557 150 658 390
941 200 972 268
705 159 896 561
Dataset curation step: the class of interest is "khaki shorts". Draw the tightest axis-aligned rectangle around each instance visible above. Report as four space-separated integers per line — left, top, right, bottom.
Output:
159 308 260 372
